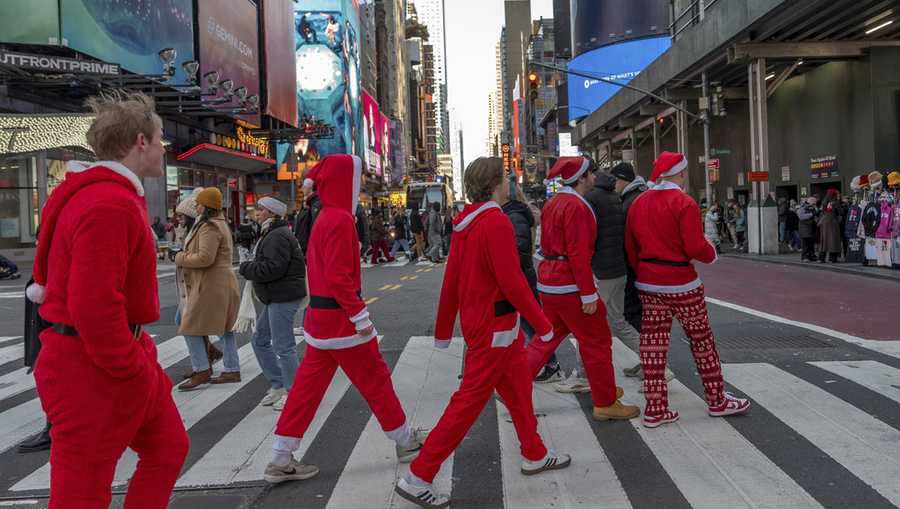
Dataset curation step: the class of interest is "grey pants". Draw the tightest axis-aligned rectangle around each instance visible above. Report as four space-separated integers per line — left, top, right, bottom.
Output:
595 275 642 351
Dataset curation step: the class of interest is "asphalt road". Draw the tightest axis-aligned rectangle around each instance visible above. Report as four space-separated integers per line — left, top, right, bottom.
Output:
0 256 898 508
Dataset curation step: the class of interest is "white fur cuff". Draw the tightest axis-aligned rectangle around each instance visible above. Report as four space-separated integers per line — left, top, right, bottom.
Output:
540 330 554 342
26 283 46 304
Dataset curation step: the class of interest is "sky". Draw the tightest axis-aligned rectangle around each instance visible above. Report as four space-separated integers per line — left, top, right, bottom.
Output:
445 0 554 164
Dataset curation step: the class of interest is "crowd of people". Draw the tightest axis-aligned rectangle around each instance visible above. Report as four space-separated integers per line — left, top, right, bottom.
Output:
704 200 747 253
778 190 848 263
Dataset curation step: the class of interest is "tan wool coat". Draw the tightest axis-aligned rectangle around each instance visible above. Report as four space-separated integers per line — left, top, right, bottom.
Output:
175 215 240 336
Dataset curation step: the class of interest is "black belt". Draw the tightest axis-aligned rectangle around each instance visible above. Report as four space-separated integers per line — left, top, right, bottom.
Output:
640 258 691 267
542 254 568 261
309 292 362 310
494 300 515 317
51 323 143 339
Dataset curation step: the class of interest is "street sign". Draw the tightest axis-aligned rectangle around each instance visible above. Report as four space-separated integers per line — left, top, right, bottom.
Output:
706 158 720 170
749 171 769 182
501 144 511 176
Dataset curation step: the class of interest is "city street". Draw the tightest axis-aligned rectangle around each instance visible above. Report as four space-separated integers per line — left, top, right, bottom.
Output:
0 257 899 508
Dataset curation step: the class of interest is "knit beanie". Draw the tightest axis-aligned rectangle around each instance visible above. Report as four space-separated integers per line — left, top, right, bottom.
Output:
197 187 223 210
175 188 203 218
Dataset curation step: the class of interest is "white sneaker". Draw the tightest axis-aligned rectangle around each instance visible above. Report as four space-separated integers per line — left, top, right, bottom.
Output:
521 451 572 475
264 457 319 483
553 370 591 393
396 428 428 462
273 394 289 411
260 388 287 407
361 262 375 269
395 476 450 509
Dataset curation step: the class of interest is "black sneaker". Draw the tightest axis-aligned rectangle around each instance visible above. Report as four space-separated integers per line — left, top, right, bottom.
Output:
18 424 51 454
535 363 562 384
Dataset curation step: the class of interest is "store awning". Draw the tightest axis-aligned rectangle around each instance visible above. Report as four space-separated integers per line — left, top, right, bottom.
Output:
176 143 275 172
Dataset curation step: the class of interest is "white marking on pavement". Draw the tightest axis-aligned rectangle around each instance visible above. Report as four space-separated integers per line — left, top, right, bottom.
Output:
0 292 24 299
614 342 821 509
725 363 900 506
327 336 463 509
0 342 23 364
810 360 900 406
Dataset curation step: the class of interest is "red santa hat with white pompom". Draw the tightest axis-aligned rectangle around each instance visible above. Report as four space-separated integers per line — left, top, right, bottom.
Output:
547 156 593 185
648 151 688 185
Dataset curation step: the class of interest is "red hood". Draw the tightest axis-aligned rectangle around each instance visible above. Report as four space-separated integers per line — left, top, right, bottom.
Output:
303 154 362 214
28 161 144 301
452 201 502 238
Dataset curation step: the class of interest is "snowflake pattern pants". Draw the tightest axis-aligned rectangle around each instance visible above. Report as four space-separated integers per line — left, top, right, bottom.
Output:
638 285 725 417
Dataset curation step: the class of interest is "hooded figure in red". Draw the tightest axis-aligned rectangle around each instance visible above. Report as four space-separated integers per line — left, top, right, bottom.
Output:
396 158 571 509
626 151 750 428
266 154 424 483
526 156 640 422
28 159 188 508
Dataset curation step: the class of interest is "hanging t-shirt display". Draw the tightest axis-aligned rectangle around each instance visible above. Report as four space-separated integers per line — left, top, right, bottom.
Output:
862 198 881 263
845 204 864 263
892 197 900 269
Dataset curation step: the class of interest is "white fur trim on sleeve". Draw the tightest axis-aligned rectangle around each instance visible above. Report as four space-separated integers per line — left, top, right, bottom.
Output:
580 292 600 305
349 307 370 324
434 338 451 349
540 330 554 342
354 318 374 333
26 283 46 304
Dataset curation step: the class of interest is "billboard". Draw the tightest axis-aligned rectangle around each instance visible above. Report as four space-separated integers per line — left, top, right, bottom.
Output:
389 119 404 185
264 0 299 127
571 0 669 57
361 90 381 175
0 0 60 45
61 0 195 84
567 36 671 123
293 1 363 159
379 112 391 182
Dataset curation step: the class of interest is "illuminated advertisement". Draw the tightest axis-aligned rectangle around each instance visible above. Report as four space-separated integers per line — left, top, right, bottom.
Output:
567 36 671 123
389 119 404 185
198 0 261 126
571 0 669 57
61 0 195 84
361 90 381 176
379 112 391 182
263 0 299 126
0 0 60 45
293 1 363 159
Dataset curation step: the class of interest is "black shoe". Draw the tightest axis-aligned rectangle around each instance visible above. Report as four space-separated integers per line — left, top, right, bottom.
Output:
18 423 51 453
535 363 563 383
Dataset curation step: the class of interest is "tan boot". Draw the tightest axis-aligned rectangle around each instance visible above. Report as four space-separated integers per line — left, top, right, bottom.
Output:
205 336 223 365
179 369 211 391
210 372 241 384
616 386 624 399
593 400 640 421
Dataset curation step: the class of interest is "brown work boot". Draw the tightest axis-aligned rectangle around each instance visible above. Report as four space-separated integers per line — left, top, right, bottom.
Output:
616 386 624 399
205 336 224 365
179 369 211 391
210 372 242 384
593 400 641 421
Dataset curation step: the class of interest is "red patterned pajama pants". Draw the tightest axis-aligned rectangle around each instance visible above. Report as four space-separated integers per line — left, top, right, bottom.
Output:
638 285 724 417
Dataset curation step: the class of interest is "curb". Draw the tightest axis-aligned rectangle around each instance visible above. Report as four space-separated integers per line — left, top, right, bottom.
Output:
721 254 900 283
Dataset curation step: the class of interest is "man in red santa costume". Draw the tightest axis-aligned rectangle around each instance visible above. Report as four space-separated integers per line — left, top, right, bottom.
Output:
625 151 750 428
395 157 571 509
266 154 425 483
526 156 640 421
27 92 189 508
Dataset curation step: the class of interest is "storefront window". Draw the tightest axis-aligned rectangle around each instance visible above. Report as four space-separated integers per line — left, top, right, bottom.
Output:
0 156 37 249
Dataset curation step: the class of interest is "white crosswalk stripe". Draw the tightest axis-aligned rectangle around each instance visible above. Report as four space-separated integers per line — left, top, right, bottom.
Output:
0 341 23 365
6 332 900 508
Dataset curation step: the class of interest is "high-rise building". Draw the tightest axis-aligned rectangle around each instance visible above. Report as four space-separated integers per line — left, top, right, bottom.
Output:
503 0 532 131
486 90 501 156
375 0 410 182
413 0 450 155
451 122 465 200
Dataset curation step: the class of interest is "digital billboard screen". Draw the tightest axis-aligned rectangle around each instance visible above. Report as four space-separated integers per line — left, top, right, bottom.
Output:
362 90 381 175
264 0 299 127
379 112 391 182
0 0 60 45
198 0 261 126
60 0 194 84
567 36 671 123
571 0 669 57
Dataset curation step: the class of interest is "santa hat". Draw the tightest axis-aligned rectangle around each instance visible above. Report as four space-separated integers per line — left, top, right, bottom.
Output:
548 156 592 185
649 151 688 184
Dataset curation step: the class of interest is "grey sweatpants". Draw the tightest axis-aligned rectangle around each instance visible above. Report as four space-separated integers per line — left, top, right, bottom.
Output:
595 275 642 351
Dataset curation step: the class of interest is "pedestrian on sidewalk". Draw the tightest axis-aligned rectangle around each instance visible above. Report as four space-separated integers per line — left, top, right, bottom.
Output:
442 207 454 255
410 207 425 261
798 197 819 262
724 200 739 248
617 166 649 333
501 184 561 383
390 209 412 260
527 156 639 422
266 155 425 485
239 196 307 410
778 197 789 245
369 208 394 264
176 187 242 391
357 205 371 265
704 203 722 252
817 189 843 263
733 202 747 251
27 92 188 507
426 202 444 262
584 163 672 384
625 151 750 428
786 200 801 251
396 157 570 509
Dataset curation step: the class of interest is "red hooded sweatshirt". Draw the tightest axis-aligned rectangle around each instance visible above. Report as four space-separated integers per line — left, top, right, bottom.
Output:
28 161 160 379
301 155 374 349
434 202 553 349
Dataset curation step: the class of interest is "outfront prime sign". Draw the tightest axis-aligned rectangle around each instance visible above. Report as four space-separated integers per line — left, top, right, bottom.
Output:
0 50 120 75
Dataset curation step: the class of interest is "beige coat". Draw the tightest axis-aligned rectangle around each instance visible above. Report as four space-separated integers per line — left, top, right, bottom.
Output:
175 215 240 336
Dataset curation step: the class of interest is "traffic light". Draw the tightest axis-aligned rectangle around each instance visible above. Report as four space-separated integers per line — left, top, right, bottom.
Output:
528 72 539 100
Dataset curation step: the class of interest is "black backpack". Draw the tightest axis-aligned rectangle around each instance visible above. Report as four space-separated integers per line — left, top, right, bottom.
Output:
294 207 316 254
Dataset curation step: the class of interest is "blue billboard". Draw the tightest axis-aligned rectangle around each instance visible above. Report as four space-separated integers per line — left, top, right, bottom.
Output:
567 36 671 123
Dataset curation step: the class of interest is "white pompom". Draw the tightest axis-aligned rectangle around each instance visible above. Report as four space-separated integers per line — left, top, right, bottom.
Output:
26 283 46 304
302 178 314 191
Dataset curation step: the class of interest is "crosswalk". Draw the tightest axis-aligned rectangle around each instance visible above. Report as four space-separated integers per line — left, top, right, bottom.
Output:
2 331 900 508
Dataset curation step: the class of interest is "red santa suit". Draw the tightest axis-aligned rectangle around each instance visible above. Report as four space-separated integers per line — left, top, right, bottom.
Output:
28 161 188 508
526 157 620 408
410 201 555 484
625 152 749 426
274 154 414 452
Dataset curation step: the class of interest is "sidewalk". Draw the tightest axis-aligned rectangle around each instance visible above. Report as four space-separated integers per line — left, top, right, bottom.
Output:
722 251 900 282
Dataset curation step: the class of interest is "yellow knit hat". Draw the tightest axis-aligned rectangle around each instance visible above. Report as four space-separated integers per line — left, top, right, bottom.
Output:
196 187 222 210
888 171 900 188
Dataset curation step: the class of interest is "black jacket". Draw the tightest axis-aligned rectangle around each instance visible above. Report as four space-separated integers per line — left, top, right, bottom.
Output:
619 177 647 326
239 219 307 305
584 173 627 280
24 278 50 371
502 200 538 297
410 209 424 234
621 177 648 219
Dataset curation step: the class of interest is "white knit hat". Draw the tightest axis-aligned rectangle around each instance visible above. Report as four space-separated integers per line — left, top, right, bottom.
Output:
175 188 203 218
258 196 287 217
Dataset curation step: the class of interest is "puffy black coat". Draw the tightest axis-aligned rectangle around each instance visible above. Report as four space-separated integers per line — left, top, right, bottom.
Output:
619 178 647 327
502 200 538 297
621 177 648 218
239 219 307 305
584 172 627 280
798 204 819 239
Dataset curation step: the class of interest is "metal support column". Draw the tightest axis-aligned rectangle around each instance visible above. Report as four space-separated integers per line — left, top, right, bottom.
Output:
652 114 660 161
702 71 713 204
676 100 690 192
747 58 778 254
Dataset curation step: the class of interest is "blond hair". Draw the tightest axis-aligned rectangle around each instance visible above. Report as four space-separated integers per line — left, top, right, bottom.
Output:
464 157 504 203
85 91 162 160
